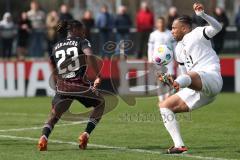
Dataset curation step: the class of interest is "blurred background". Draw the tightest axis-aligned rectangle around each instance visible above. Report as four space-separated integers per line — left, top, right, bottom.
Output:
0 2 239 159
0 0 239 97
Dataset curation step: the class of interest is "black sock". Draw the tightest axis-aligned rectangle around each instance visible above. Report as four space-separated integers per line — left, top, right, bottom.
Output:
85 118 99 135
42 115 59 138
42 127 51 138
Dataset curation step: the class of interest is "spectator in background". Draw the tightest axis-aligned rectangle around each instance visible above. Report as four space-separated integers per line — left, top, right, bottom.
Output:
96 5 114 57
167 6 178 30
0 12 17 59
148 17 176 103
213 7 229 55
46 10 59 55
136 1 154 59
17 12 32 60
27 1 46 57
235 6 240 30
235 6 240 46
192 12 207 27
59 4 73 21
82 10 94 42
115 5 132 55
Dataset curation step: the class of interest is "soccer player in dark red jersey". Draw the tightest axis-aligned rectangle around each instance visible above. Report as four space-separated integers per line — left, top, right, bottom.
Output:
38 20 105 151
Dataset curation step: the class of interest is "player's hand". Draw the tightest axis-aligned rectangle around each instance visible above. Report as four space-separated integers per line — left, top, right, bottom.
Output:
193 2 204 16
93 77 101 90
158 73 174 86
172 81 180 92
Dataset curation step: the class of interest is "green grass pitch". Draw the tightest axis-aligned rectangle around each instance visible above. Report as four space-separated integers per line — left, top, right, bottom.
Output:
0 93 239 160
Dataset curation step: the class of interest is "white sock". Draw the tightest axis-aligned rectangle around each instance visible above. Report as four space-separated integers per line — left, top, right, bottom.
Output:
83 132 90 138
160 108 185 147
42 135 48 141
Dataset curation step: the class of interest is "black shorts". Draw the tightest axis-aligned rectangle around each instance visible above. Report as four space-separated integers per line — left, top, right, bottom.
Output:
52 78 104 109
52 89 104 110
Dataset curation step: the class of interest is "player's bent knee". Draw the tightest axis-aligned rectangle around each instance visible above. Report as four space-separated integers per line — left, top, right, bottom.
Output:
97 100 105 111
159 97 176 112
95 96 105 108
94 97 105 112
172 104 189 113
159 94 189 113
188 72 203 91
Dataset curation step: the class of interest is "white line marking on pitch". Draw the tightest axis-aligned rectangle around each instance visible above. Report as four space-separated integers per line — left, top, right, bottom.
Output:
0 112 46 117
0 134 235 160
0 121 87 132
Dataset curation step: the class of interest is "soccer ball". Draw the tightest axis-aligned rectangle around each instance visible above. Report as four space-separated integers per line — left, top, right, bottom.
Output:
152 44 173 66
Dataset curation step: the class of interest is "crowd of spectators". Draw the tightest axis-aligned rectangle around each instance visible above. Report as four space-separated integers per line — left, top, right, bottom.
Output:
0 1 235 60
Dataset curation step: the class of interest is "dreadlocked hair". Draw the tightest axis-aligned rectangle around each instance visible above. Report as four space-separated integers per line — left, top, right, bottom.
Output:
68 20 86 38
56 20 68 39
56 20 85 39
67 20 84 32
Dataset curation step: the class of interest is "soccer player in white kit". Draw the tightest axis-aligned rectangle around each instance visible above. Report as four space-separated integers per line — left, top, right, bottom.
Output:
159 3 223 154
148 17 176 101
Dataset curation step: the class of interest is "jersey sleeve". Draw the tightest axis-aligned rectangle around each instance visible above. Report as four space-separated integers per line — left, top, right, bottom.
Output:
193 27 211 41
80 39 92 50
198 12 222 39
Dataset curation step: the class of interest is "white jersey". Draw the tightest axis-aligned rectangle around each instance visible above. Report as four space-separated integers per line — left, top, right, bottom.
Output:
175 13 223 110
175 27 221 73
148 29 176 75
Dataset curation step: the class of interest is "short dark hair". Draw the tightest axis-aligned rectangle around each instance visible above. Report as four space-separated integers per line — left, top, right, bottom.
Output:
176 15 192 28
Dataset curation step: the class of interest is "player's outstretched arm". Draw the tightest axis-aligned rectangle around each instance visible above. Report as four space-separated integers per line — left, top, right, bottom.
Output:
193 3 222 38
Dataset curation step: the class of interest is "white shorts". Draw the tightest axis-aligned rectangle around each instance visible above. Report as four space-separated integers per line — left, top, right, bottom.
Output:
176 71 223 110
176 88 215 110
197 71 223 96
